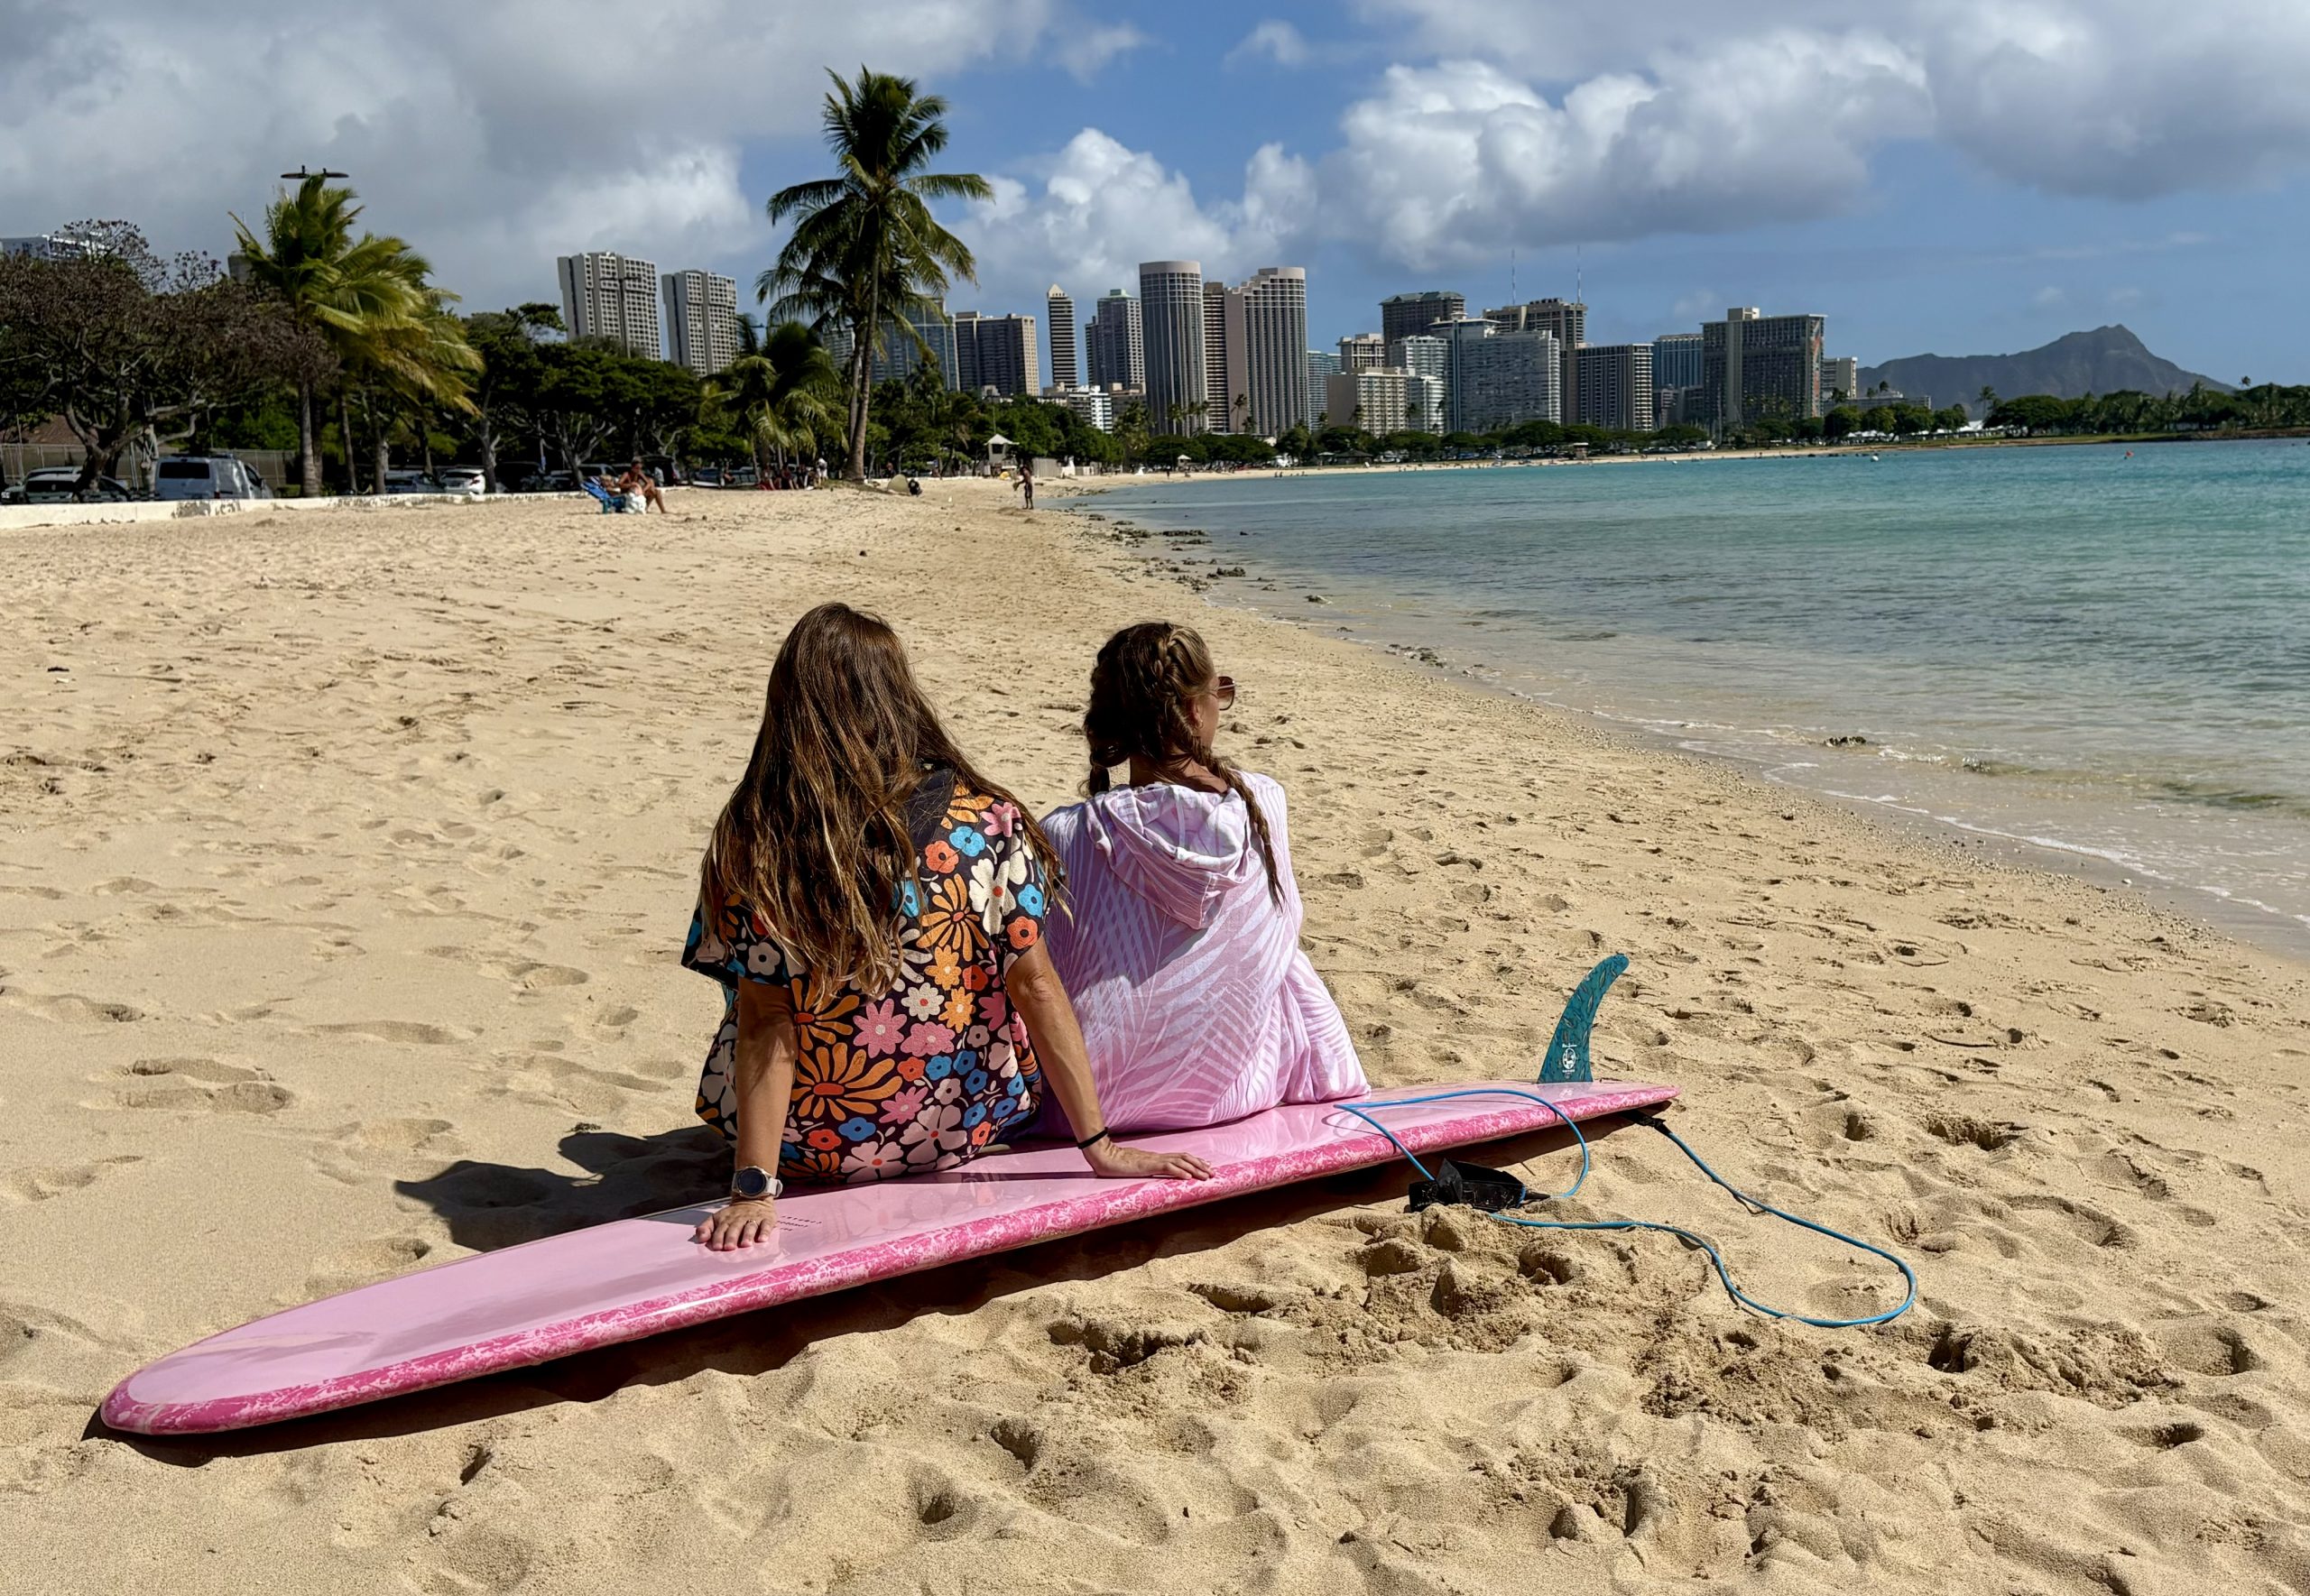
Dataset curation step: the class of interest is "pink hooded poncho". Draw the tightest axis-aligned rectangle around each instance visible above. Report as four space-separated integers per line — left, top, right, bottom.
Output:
1039 772 1366 1131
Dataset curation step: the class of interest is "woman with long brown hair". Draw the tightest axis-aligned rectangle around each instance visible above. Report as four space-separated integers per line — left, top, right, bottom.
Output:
1038 622 1365 1130
682 604 1210 1250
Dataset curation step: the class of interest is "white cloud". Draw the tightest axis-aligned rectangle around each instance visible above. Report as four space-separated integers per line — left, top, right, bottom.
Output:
1317 37 1929 268
2030 285 2069 310
1353 0 2310 200
0 0 1121 313
1054 22 1150 82
1227 21 1315 69
955 129 1317 310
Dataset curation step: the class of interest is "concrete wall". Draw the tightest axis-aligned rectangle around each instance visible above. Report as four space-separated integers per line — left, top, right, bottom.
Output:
0 494 587 535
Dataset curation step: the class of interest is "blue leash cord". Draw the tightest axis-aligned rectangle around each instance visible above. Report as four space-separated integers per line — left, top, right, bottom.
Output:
1336 1088 1917 1330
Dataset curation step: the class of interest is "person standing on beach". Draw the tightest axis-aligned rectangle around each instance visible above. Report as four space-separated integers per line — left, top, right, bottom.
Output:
682 604 1211 1250
1017 458 1035 511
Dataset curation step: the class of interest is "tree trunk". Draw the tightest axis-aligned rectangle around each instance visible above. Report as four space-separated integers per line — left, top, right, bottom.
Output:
476 419 499 494
298 378 321 498
846 278 878 483
338 389 358 494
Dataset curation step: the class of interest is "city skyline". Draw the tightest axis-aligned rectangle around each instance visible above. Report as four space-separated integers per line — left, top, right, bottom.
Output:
9 3 2302 386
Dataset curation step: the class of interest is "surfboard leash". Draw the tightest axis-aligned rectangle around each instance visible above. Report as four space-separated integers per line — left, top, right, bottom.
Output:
1336 954 1918 1332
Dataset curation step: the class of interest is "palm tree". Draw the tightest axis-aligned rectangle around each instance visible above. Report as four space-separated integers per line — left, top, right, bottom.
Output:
757 69 991 483
232 176 457 495
707 319 842 477
1977 384 1998 420
359 289 481 487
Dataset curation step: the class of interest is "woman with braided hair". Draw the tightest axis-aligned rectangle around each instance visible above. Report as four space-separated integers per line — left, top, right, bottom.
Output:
1038 622 1365 1130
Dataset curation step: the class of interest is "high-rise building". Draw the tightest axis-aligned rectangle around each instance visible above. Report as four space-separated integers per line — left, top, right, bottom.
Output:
1338 333 1386 374
1652 332 1704 391
1049 388 1115 433
1086 289 1144 392
1486 298 1584 422
1700 308 1827 429
1440 322 1561 433
1325 368 1409 437
1381 291 1465 358
1046 285 1078 392
1307 350 1342 428
1819 355 1861 406
1575 344 1656 431
1138 262 1207 433
661 270 739 376
1206 266 1309 438
959 313 1039 398
556 251 662 358
1406 373 1446 436
1203 281 1234 432
951 309 982 392
871 300 960 390
1397 335 1449 429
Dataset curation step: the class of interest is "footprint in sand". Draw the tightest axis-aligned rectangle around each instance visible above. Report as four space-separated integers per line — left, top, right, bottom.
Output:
94 1057 291 1115
3 991 145 1025
311 1019 469 1046
0 1154 144 1204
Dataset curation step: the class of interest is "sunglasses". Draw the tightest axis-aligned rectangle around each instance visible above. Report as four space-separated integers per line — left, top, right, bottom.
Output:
1209 676 1237 709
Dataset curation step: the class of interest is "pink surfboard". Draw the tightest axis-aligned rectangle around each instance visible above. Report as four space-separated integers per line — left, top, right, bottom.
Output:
103 1080 1675 1435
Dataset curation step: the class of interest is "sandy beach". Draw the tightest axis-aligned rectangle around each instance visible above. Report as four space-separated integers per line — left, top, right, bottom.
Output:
5 481 2306 1593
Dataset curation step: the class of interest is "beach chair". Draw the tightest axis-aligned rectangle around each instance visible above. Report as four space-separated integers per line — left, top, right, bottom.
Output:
581 479 632 513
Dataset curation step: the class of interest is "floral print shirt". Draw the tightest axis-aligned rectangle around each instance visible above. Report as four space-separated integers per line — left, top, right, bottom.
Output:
681 774 1050 1184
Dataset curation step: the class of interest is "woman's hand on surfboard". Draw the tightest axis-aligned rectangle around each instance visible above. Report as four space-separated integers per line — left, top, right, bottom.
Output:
694 1197 779 1250
1084 1139 1215 1181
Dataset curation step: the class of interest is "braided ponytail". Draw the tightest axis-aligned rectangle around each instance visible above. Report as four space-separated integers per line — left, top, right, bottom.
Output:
1083 623 1282 903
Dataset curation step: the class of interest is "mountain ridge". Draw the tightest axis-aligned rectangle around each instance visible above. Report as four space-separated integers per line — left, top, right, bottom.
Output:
1856 327 2231 412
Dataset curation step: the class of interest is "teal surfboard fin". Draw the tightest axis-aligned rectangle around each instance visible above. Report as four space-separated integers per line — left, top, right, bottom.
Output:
1538 955 1629 1083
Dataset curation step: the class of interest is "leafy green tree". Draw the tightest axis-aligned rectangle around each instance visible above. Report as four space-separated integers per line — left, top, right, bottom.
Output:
460 304 558 491
232 176 467 494
0 222 328 494
707 318 843 476
759 69 991 483
1113 401 1150 466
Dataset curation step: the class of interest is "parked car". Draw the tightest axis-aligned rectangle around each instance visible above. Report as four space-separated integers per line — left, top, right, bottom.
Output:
23 466 134 504
381 470 446 495
437 466 486 497
513 470 576 494
154 454 267 502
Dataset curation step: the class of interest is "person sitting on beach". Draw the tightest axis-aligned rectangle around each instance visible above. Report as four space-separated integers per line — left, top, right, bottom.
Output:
617 460 667 513
1038 623 1366 1130
682 603 1213 1250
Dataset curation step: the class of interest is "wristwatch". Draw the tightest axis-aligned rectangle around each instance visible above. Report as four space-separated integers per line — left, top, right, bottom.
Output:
730 1165 782 1201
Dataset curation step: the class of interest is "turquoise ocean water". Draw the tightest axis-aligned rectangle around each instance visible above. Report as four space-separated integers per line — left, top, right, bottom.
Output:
1086 439 2310 955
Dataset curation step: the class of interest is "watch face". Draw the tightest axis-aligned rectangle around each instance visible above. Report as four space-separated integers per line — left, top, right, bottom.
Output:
732 1166 772 1200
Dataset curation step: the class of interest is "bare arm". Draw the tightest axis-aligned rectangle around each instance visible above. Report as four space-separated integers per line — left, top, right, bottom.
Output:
694 980 799 1250
1005 942 1213 1181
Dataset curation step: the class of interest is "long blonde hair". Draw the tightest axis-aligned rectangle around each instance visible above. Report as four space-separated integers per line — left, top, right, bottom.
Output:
701 604 1061 985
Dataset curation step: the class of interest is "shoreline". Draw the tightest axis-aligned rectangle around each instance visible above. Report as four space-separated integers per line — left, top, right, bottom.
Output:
1058 466 2310 965
6 483 2308 1591
1047 426 2309 496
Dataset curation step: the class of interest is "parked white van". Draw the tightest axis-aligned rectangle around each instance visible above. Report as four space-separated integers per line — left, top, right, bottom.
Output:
154 455 269 501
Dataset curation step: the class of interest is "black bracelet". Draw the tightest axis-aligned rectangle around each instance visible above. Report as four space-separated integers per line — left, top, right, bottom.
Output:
1076 1128 1113 1150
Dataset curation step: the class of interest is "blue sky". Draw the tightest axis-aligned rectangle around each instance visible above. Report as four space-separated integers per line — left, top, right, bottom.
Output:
9 0 2305 384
